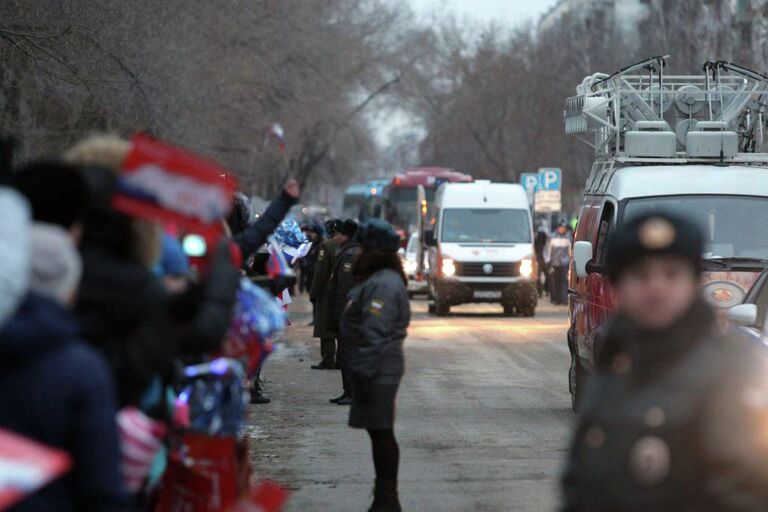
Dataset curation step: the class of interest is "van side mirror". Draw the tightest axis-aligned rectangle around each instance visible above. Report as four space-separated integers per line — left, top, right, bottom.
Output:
425 229 437 247
727 303 758 326
573 241 594 278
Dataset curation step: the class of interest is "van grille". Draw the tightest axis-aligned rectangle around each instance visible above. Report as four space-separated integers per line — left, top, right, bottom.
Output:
454 262 520 277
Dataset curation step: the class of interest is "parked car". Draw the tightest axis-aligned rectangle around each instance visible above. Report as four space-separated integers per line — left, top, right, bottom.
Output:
566 58 768 411
401 233 429 298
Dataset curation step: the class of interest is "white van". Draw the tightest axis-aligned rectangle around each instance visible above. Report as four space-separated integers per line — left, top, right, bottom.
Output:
425 181 537 316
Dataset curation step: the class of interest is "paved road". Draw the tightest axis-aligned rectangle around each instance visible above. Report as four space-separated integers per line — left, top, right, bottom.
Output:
248 296 573 511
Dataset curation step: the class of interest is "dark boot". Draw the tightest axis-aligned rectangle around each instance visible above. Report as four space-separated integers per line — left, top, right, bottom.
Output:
251 375 271 404
329 392 348 404
250 391 271 404
368 480 401 512
336 394 352 406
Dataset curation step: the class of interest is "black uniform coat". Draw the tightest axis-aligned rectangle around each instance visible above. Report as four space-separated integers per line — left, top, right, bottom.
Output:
309 238 338 338
340 268 410 385
561 300 768 512
327 238 361 337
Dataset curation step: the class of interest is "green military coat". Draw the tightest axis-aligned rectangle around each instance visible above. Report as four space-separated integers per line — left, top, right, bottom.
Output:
309 238 338 338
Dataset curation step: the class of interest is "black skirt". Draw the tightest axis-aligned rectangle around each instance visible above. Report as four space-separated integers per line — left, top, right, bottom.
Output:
348 383 399 430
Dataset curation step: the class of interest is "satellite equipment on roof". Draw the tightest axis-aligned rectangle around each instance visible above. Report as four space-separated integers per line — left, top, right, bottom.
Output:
565 56 768 162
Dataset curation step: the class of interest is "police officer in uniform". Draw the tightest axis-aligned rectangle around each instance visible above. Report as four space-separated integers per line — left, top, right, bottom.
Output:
328 219 361 405
340 218 410 512
309 219 342 370
561 211 768 512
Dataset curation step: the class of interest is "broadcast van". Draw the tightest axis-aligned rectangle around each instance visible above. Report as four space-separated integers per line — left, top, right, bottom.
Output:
565 57 768 409
425 181 538 317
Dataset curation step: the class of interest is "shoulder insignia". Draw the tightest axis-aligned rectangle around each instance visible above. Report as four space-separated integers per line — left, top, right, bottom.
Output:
343 262 353 273
369 298 385 316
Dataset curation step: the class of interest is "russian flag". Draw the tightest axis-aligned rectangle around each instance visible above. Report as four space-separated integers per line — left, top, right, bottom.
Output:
270 123 287 153
266 241 290 277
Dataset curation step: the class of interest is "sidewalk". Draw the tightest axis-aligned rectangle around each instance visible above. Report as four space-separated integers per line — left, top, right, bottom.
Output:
247 295 376 510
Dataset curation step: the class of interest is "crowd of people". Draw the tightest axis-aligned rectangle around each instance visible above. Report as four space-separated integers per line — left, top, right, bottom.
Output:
295 216 411 511
13 129 768 512
0 133 301 511
0 133 412 512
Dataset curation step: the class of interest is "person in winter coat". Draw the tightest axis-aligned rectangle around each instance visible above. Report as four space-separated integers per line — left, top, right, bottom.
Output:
534 222 549 298
340 218 410 512
230 181 300 262
309 219 342 370
63 136 298 407
545 220 572 305
225 187 300 404
300 224 322 298
0 223 128 511
328 219 362 405
561 212 768 512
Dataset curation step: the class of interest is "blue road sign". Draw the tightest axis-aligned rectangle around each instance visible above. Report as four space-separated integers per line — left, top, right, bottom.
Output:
538 168 561 191
520 172 539 194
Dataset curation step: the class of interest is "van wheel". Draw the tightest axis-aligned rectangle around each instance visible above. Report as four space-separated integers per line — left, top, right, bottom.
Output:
434 292 450 316
519 306 536 317
569 345 585 412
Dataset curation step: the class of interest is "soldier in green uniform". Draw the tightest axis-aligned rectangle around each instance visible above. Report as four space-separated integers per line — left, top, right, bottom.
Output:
328 219 361 405
561 211 768 512
309 219 342 370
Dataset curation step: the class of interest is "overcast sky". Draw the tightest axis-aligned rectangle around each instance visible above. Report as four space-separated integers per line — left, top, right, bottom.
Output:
408 0 561 28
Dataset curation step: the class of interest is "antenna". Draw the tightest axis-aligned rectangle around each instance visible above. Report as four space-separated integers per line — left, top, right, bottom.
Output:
565 56 768 162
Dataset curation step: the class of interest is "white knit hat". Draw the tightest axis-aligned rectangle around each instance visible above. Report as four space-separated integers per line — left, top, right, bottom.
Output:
29 223 82 305
0 188 30 325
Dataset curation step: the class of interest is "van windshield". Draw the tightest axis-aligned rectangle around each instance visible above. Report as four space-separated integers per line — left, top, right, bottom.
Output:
441 208 531 244
623 195 768 259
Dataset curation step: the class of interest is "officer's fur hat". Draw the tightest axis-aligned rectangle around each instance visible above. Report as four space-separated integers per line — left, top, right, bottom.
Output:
338 219 358 237
357 218 400 252
325 218 342 236
606 211 703 281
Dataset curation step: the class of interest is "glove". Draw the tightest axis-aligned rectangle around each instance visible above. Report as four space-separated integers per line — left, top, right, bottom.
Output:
353 375 374 404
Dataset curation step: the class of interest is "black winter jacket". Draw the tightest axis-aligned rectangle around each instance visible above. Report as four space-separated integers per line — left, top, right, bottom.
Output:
340 269 410 384
0 294 128 511
77 244 174 410
327 239 361 334
562 300 768 512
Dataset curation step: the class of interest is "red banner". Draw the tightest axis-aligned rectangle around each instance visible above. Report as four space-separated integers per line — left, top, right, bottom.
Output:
0 428 71 509
113 134 238 239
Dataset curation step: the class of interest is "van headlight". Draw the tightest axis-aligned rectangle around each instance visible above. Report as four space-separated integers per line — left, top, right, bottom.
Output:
442 258 456 277
519 258 534 279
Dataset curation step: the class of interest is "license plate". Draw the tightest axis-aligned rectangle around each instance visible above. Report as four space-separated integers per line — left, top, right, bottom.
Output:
473 290 502 299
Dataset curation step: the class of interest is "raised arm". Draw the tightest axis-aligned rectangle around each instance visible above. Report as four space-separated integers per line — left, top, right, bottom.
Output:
232 180 300 260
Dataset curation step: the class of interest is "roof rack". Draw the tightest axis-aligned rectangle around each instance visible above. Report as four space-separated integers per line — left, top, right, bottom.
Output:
565 56 768 162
